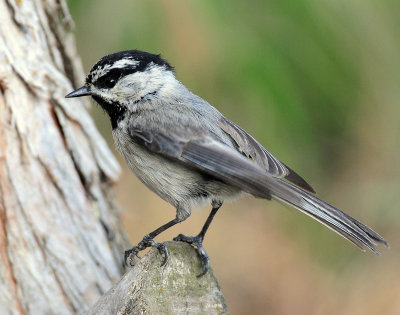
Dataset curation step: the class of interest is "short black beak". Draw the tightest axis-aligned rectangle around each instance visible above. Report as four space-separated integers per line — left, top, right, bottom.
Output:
65 86 91 98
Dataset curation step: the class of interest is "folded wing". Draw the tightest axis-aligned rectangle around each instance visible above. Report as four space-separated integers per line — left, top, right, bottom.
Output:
128 124 388 253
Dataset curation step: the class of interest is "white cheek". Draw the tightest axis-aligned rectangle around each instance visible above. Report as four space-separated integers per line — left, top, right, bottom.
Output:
97 89 115 103
113 73 154 103
114 82 140 103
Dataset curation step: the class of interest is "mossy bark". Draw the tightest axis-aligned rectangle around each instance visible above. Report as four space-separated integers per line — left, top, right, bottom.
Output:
89 242 228 315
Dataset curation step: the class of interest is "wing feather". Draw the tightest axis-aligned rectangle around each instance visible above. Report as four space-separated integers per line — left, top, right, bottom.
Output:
219 117 315 193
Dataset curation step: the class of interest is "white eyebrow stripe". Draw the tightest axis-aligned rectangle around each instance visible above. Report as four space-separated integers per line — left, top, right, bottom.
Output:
90 59 139 82
110 59 139 69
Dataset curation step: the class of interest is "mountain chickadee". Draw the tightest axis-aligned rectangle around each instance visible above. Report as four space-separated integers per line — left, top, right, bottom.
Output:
66 50 387 276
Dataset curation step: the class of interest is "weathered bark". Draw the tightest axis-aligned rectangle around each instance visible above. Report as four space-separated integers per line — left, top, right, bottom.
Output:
0 0 129 313
89 242 228 315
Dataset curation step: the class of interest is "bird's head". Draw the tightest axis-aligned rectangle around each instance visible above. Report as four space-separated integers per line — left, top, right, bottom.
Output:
66 50 175 127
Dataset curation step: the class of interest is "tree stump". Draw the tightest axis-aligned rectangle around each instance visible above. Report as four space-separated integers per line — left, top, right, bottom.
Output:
89 242 228 315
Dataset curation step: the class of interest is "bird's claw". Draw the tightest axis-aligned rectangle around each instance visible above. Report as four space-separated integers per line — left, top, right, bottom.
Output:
124 235 169 267
173 234 210 277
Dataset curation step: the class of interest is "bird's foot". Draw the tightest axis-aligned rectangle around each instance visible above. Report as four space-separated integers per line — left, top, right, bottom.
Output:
124 235 169 267
173 234 210 277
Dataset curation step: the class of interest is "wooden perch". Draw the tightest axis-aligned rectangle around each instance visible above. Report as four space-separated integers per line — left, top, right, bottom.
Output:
88 242 228 315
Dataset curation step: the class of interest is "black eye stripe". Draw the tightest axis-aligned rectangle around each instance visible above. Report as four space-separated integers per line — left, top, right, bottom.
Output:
95 68 134 88
96 70 119 88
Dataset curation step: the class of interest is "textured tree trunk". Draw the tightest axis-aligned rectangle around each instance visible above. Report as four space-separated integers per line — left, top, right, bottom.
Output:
0 0 129 313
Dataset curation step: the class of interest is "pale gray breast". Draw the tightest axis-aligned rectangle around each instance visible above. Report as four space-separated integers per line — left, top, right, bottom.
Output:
112 126 210 207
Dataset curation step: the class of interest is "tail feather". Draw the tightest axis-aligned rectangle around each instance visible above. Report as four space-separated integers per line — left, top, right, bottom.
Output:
271 179 388 253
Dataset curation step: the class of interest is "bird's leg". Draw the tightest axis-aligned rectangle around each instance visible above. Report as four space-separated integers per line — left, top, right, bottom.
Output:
125 218 180 267
174 202 222 277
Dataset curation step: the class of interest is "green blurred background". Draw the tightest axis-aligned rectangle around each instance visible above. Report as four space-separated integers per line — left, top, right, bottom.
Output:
68 1 399 314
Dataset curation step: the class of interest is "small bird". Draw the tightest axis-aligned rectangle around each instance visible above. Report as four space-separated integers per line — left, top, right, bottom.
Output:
66 50 387 276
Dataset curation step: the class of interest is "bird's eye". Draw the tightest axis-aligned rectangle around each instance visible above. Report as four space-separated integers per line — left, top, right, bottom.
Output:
96 70 120 89
105 78 116 88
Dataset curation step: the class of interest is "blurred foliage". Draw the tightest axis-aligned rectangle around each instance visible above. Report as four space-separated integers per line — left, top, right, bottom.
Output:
67 1 399 313
68 0 399 174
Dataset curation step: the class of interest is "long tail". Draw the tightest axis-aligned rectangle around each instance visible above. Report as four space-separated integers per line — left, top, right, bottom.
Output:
270 179 388 253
